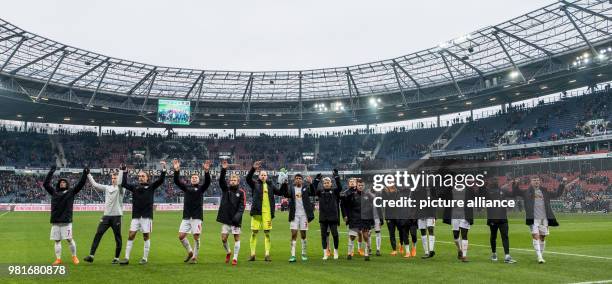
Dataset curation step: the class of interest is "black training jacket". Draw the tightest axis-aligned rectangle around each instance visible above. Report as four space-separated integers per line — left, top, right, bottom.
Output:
217 168 246 227
512 182 565 227
280 181 315 223
246 167 282 218
173 169 210 220
122 170 166 219
43 168 87 223
311 175 342 223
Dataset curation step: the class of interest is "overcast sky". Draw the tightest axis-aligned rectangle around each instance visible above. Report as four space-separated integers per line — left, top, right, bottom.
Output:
2 0 553 71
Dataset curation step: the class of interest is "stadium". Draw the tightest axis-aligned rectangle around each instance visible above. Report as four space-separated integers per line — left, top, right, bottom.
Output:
0 0 611 283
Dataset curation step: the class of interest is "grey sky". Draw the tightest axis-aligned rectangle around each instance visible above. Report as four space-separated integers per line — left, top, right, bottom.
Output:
2 0 553 71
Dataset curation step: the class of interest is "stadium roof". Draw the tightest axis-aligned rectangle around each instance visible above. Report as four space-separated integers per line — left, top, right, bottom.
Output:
0 0 611 103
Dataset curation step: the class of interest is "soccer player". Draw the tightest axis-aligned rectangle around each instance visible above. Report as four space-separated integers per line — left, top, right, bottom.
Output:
479 177 516 264
120 161 167 265
172 159 211 264
341 178 375 261
442 185 475 262
370 185 384 257
382 185 405 256
415 186 437 258
310 170 342 260
83 165 126 264
43 165 89 265
512 175 578 263
246 160 283 262
280 173 315 263
217 160 246 265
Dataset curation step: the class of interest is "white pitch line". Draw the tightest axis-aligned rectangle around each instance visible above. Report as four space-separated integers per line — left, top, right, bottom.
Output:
320 230 612 260
0 211 10 219
568 280 612 284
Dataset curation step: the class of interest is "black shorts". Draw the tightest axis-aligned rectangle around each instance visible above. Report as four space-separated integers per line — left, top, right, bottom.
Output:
349 219 373 231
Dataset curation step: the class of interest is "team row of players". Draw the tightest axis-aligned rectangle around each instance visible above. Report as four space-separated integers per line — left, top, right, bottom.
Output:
42 160 577 265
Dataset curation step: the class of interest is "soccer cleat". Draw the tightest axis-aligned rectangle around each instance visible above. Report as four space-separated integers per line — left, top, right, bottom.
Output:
429 251 435 258
491 253 498 261
264 255 271 262
410 247 417 257
538 257 546 264
248 255 256 261
461 257 469 263
288 256 297 263
375 250 381 256
347 254 353 260
231 259 237 266
322 254 328 260
364 255 370 261
111 258 120 264
399 246 404 255
333 250 338 260
188 258 197 264
184 251 193 263
301 254 308 261
421 253 430 259
52 258 62 266
504 256 517 264
83 255 94 263
119 259 129 265
403 252 411 258
358 248 364 256
139 258 148 265
390 250 397 256
72 256 80 265
225 252 232 264
457 251 463 260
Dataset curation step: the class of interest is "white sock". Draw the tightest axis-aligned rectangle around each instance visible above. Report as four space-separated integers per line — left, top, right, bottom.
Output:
54 242 62 259
404 244 410 254
364 240 370 256
540 240 546 256
291 240 296 257
357 241 361 250
532 239 542 258
454 238 461 251
143 240 150 260
233 241 240 260
421 235 429 254
68 240 77 256
461 240 468 257
222 240 230 253
348 239 354 254
125 240 133 260
375 232 381 251
193 239 200 258
429 235 436 251
301 239 307 255
181 238 193 253
333 248 338 258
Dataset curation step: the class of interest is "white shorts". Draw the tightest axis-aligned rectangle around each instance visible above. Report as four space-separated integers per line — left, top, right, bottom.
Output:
130 218 153 233
348 228 360 237
221 224 241 235
418 218 436 230
50 223 73 240
179 219 202 235
530 219 549 236
374 219 381 232
451 219 470 231
290 215 309 231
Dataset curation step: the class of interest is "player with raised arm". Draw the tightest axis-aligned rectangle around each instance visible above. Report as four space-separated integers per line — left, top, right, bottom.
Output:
172 159 211 264
512 175 578 264
311 170 342 260
217 160 246 265
119 161 167 265
83 164 126 264
246 160 283 262
280 172 315 263
43 165 89 265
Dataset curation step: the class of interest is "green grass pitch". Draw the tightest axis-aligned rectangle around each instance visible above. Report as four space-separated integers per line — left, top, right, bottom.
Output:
1 211 611 283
